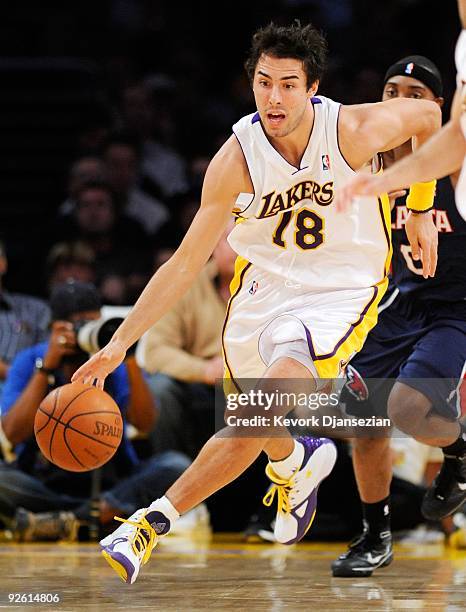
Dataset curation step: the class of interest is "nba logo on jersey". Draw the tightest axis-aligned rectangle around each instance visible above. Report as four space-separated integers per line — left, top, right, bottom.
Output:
249 280 259 295
404 62 414 75
322 154 330 171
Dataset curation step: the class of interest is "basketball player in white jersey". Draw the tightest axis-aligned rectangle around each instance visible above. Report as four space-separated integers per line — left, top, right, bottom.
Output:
335 0 466 220
72 22 440 584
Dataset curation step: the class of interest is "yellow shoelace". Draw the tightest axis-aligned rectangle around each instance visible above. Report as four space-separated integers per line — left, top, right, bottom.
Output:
114 514 156 565
262 465 294 514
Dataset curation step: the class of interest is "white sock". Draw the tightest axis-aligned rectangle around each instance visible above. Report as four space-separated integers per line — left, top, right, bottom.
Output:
147 496 180 527
269 440 305 479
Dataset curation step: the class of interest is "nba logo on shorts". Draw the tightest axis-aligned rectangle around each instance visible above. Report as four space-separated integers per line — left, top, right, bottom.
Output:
322 154 330 171
404 62 414 75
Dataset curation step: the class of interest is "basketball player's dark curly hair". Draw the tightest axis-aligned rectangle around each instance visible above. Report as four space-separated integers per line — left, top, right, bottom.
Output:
245 21 327 89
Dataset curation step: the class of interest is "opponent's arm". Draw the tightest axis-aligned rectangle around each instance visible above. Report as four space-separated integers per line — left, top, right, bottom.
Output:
72 136 250 387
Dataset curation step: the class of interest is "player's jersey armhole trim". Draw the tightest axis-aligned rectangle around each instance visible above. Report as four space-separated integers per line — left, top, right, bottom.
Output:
336 104 357 174
232 133 257 218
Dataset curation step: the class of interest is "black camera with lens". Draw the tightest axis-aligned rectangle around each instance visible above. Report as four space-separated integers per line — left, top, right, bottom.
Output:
73 317 136 355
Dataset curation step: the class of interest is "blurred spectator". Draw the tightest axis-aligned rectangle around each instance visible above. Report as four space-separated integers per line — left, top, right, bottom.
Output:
153 247 177 272
75 101 114 156
119 82 188 198
0 241 50 386
346 67 383 104
45 241 96 293
51 180 151 305
139 222 236 458
0 280 190 541
188 154 211 191
229 72 255 119
59 156 107 216
152 188 202 261
103 133 169 235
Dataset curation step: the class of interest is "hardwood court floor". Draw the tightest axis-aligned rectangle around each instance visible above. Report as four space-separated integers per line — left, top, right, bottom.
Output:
1 533 466 611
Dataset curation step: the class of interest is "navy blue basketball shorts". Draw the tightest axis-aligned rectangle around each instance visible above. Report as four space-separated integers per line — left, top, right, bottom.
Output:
341 289 466 421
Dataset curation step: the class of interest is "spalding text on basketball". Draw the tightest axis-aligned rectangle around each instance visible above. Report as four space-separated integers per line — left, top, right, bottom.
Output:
93 421 122 438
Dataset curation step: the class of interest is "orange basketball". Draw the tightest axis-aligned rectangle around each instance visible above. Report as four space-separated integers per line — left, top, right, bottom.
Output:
34 382 123 472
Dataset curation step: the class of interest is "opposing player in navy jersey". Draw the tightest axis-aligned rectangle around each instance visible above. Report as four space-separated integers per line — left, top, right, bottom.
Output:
332 56 466 578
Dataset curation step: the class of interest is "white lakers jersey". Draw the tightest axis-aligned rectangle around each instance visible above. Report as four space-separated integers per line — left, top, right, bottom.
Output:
228 96 391 290
455 30 466 220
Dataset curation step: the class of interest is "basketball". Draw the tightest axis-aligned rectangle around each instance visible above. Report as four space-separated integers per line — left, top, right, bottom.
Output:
34 382 123 472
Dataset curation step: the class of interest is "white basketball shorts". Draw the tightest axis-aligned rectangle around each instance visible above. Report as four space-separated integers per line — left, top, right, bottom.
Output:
222 257 388 386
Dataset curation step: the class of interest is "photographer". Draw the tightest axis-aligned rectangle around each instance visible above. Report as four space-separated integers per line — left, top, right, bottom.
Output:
0 280 190 541
0 240 50 388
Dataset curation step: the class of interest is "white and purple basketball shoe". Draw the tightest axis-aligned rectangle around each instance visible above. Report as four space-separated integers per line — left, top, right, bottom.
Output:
100 507 170 584
263 437 337 544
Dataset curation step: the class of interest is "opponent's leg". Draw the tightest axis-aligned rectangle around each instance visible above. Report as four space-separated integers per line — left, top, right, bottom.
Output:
388 382 461 446
332 436 393 577
388 382 466 520
352 437 392 503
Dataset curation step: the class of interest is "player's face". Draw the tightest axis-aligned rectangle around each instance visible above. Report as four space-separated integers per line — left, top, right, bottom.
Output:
383 75 438 103
253 54 316 138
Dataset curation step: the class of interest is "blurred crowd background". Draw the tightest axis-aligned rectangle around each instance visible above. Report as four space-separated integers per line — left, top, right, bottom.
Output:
0 0 460 302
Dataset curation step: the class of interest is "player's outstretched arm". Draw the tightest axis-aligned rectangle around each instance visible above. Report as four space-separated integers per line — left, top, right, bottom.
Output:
335 94 461 207
335 97 442 211
72 136 249 388
340 97 442 172
371 89 465 193
336 97 443 276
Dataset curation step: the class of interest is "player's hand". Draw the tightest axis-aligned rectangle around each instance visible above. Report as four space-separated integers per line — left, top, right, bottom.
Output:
334 173 386 213
387 189 407 210
71 340 127 388
404 211 438 278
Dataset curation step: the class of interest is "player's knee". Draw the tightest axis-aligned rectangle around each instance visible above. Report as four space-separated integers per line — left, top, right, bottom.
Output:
387 402 417 435
387 383 430 435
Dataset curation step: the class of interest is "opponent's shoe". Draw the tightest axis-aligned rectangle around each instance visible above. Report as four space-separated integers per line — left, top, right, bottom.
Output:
13 507 79 542
422 453 466 521
263 437 337 544
331 530 393 577
100 508 170 584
